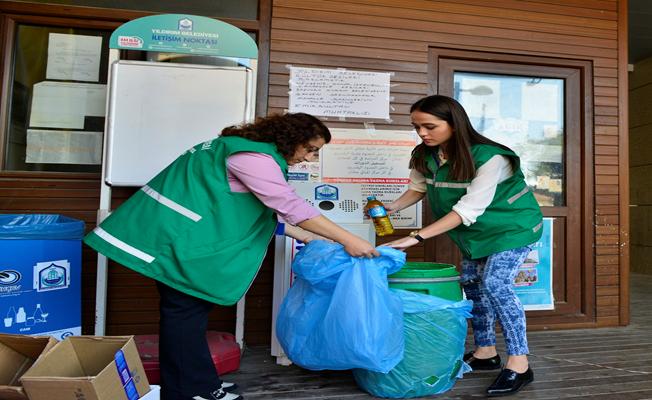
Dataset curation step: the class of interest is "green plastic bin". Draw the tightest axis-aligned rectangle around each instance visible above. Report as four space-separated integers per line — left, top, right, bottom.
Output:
388 262 463 301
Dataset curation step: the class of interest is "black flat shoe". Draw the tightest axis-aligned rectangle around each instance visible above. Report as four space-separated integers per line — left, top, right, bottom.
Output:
486 367 534 397
463 352 502 371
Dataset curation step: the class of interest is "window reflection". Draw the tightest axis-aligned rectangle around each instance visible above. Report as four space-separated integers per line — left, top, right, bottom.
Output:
453 72 564 207
5 24 111 172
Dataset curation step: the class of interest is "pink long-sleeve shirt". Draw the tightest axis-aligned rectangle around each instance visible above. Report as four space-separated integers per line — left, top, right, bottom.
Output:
226 152 320 225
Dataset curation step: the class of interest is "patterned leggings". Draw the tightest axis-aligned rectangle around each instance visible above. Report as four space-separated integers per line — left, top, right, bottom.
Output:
460 246 532 356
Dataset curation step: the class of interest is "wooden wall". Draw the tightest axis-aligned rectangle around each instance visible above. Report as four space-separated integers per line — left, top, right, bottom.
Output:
268 0 629 328
630 56 652 275
0 0 629 345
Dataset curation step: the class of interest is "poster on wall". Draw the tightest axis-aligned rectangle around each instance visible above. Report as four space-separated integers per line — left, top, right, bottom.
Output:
288 66 391 120
289 128 422 229
514 217 554 310
322 128 420 228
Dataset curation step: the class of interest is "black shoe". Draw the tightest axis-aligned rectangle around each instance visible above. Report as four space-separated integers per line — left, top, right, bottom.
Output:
463 352 502 371
220 381 238 393
486 368 534 397
193 388 243 400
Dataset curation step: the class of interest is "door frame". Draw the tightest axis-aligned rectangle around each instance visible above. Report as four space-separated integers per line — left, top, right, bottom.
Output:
428 48 596 328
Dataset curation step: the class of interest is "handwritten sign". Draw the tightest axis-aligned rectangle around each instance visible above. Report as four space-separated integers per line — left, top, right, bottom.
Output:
289 67 390 119
47 33 102 82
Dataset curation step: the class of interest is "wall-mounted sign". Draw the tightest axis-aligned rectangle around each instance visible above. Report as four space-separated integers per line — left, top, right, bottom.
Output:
109 14 257 58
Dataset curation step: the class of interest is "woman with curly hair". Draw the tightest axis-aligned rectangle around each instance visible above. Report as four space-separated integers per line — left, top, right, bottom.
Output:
84 112 378 400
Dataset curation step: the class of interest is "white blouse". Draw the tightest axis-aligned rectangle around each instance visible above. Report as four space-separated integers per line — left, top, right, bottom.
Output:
408 154 514 226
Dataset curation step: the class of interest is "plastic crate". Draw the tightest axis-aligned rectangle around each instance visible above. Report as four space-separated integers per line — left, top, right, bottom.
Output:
135 331 240 384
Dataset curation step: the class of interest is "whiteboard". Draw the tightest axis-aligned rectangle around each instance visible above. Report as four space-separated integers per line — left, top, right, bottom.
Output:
105 60 253 186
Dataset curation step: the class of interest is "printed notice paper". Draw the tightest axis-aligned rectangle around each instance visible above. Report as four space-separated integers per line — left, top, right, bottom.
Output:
289 67 390 119
321 129 416 184
47 33 102 82
514 218 554 310
321 128 421 228
29 82 107 129
26 129 103 164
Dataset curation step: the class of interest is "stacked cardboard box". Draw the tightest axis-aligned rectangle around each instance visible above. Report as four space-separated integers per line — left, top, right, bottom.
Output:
0 334 57 400
20 336 150 400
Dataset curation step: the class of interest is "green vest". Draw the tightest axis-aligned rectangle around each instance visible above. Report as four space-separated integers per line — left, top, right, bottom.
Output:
425 144 542 259
84 136 288 305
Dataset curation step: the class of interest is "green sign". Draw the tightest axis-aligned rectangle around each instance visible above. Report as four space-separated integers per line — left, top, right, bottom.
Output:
109 14 257 58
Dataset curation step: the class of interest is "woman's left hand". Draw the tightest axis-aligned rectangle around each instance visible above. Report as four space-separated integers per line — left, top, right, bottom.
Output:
383 236 420 250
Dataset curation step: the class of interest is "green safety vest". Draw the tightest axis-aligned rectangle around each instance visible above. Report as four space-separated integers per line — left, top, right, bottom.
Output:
425 144 543 259
84 136 288 305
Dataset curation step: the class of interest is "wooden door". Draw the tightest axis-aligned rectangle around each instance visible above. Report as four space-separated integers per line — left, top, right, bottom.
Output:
428 49 595 327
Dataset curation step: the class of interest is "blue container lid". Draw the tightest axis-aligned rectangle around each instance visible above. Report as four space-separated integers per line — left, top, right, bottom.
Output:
0 214 85 240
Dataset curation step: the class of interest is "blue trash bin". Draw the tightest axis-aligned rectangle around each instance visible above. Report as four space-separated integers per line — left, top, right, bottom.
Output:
0 214 84 339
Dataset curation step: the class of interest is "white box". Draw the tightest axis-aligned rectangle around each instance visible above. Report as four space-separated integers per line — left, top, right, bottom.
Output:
291 182 364 223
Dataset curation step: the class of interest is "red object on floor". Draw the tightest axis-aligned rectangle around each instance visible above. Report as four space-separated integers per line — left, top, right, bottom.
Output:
135 331 241 384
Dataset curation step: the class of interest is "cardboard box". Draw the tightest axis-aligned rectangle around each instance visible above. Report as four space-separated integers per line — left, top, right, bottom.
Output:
20 336 150 400
0 334 57 400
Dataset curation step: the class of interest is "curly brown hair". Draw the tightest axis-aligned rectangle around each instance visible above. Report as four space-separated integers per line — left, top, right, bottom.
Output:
221 113 331 160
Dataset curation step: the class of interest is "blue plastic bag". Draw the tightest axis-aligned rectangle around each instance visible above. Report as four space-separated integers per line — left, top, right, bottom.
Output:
353 289 473 398
0 214 85 240
276 240 406 372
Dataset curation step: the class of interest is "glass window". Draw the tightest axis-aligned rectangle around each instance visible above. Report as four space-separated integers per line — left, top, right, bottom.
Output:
453 72 565 207
29 0 259 20
4 24 112 172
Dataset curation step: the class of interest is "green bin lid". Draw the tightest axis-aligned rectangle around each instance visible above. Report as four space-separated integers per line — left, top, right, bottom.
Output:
388 262 458 279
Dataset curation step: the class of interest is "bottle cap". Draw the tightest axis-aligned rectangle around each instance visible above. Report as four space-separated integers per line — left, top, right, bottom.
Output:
367 196 376 200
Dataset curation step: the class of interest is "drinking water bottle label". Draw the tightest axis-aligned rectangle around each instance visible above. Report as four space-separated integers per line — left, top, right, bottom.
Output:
368 205 388 218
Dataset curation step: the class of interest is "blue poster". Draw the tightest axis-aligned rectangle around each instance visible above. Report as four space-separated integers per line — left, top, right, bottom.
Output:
514 218 554 310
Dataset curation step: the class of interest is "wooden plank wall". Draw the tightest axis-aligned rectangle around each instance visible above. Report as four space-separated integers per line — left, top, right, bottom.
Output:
629 56 652 275
0 0 628 345
268 0 626 329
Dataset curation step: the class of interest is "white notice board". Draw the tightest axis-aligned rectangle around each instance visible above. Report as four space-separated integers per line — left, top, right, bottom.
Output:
105 60 253 186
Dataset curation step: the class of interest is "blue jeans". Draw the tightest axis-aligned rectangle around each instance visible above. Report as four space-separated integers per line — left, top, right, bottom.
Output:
460 246 531 356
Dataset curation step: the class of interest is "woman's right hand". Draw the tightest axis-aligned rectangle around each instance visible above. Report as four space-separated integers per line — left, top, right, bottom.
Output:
297 215 379 258
343 236 380 258
385 202 400 215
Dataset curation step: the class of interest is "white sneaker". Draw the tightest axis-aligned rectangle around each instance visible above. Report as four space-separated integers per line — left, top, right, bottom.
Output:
192 388 243 400
220 381 238 393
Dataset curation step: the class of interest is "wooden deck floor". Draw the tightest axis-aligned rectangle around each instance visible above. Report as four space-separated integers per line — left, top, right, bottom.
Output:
229 274 652 399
